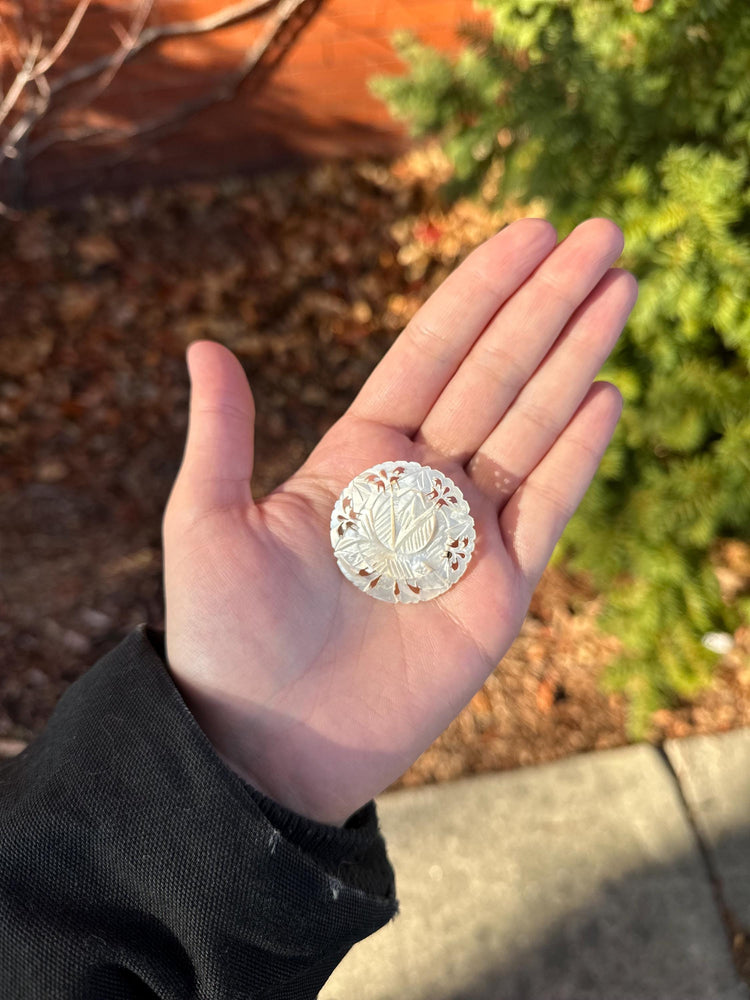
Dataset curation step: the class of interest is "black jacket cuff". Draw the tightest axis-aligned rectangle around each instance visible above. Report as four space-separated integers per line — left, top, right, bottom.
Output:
0 625 398 999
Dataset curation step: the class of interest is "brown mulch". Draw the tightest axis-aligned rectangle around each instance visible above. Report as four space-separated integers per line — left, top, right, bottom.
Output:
1 146 749 785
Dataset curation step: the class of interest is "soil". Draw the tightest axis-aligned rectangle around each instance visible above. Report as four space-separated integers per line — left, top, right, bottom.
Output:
1 145 749 788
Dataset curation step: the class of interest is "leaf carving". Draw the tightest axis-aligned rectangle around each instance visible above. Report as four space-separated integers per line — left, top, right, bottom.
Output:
370 499 395 547
396 509 437 553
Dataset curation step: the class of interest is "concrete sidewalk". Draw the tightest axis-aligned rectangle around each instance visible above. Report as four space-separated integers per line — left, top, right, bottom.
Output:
322 728 750 1000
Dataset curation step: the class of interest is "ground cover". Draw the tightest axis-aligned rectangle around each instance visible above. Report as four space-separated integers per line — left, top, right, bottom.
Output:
1 146 748 782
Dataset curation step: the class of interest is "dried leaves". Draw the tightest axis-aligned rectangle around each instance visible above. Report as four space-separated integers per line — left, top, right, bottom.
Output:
1 142 748 777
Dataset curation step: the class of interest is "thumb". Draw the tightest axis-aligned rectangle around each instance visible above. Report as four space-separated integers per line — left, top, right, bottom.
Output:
174 340 255 512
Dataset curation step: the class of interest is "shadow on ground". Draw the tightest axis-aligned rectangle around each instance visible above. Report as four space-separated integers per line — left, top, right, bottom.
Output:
322 752 750 1000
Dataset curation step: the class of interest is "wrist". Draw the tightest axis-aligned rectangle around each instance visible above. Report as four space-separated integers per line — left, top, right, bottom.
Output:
216 747 350 828
168 665 351 827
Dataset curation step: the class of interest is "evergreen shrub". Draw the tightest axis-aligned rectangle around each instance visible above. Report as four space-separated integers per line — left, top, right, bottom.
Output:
371 0 750 733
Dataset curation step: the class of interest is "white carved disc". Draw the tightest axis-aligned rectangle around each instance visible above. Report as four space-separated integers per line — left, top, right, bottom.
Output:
330 460 476 604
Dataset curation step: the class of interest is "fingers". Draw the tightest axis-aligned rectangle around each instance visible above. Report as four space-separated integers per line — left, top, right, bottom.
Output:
414 218 625 462
172 340 255 514
468 267 638 502
499 381 623 596
348 218 558 434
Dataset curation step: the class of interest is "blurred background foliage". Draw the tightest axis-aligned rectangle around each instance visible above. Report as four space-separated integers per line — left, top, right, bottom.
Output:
371 0 750 733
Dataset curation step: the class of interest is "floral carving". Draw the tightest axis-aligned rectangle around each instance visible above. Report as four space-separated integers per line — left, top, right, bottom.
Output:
330 461 475 604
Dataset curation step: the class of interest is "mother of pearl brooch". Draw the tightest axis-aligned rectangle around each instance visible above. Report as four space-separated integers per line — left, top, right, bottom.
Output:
330 460 476 604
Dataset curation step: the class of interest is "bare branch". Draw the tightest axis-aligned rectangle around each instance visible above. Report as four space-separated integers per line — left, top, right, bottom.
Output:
32 72 51 103
110 21 132 47
23 122 120 156
1 0 323 209
28 0 319 162
48 0 277 96
73 0 154 104
0 31 42 129
2 0 276 169
236 0 310 73
31 0 92 78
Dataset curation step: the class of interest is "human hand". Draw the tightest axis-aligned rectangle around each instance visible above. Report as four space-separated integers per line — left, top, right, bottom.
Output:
163 217 637 826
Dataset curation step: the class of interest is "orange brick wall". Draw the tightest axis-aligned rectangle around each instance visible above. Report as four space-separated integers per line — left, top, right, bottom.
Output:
0 0 487 205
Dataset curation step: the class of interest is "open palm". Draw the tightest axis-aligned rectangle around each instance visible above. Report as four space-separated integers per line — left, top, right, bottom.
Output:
163 217 637 826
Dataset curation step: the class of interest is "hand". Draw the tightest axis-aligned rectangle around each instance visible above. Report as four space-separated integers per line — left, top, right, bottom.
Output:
163 217 637 826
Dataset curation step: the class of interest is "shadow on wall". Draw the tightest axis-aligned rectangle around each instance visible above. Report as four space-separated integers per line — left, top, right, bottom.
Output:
27 89 402 208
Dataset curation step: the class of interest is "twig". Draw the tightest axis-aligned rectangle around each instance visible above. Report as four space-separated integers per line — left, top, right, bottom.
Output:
46 0 277 95
2 0 277 166
0 32 42 129
28 0 317 160
30 0 92 78
69 0 153 106
236 0 311 73
1 0 322 208
32 72 51 104
0 0 93 155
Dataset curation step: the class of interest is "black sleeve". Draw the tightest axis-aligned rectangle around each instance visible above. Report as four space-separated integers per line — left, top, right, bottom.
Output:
0 626 398 999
